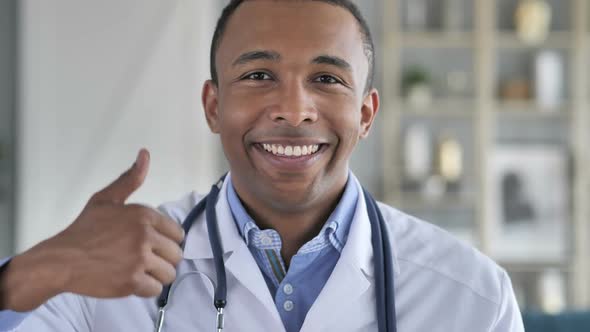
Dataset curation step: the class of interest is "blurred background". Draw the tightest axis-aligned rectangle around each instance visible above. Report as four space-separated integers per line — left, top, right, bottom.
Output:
1 0 589 329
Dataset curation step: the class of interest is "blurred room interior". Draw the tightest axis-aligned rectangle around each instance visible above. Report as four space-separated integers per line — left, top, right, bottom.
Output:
0 0 589 330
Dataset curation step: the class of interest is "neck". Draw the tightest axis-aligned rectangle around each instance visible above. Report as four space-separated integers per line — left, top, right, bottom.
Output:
232 174 348 267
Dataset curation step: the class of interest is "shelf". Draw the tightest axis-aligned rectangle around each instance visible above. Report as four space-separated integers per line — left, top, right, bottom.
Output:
494 100 570 116
400 98 476 117
496 31 572 49
400 31 474 48
395 192 476 211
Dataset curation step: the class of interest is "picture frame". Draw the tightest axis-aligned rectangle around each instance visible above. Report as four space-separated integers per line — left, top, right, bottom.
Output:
488 144 569 262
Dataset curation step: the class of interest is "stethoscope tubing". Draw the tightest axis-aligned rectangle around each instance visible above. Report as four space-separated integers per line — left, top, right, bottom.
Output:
204 179 227 310
364 187 397 332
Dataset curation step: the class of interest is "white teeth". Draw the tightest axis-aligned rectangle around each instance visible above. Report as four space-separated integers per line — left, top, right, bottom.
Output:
261 144 321 157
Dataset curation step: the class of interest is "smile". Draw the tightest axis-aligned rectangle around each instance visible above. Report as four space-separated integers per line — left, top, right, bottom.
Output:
261 143 320 157
253 141 327 171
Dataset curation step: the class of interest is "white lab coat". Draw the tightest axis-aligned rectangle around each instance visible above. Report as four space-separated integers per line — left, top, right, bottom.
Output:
10 175 524 331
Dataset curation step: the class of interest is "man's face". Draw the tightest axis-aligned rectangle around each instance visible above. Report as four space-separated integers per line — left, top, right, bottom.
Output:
203 0 379 210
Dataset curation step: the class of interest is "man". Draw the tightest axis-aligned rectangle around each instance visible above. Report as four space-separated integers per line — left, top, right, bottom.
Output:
0 0 525 331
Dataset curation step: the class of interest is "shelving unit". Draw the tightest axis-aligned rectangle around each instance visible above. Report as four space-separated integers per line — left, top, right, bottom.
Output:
380 0 589 310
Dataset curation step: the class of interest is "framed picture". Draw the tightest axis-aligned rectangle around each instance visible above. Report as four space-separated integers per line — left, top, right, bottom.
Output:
488 145 569 262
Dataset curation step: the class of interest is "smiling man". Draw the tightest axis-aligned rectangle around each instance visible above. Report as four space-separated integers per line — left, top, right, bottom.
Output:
0 1 524 331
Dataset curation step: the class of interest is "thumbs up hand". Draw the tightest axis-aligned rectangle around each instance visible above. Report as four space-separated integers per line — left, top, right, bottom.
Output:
0 149 185 312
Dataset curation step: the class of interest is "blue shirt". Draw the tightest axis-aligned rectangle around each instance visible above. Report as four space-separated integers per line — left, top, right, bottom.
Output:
226 173 358 332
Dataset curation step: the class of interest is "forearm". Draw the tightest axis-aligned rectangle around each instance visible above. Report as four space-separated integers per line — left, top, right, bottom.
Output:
0 239 72 312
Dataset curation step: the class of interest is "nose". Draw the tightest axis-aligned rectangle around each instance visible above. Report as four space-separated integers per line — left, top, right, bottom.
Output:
268 81 318 127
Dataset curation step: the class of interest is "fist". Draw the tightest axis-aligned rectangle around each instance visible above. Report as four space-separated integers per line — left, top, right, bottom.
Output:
56 149 185 298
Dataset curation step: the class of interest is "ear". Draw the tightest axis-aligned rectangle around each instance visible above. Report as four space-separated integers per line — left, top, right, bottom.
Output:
359 88 379 139
202 80 220 133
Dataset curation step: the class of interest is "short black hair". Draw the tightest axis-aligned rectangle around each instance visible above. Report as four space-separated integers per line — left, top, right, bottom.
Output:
210 0 375 93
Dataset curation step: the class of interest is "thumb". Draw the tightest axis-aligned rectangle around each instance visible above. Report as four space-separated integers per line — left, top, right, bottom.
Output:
91 149 150 204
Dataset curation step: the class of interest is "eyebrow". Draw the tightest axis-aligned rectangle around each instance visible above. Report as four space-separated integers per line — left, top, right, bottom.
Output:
232 50 281 66
232 51 353 73
312 55 352 72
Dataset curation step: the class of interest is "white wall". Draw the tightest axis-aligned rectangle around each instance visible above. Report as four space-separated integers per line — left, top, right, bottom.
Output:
17 0 221 251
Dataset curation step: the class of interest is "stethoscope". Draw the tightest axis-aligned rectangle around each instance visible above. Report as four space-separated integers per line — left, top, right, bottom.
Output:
154 175 397 332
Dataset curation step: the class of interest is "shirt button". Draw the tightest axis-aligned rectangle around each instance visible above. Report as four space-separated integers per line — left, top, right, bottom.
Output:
283 300 294 312
261 235 272 246
283 283 294 295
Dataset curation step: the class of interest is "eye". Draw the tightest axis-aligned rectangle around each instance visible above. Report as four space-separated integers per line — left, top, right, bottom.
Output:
314 74 341 84
242 72 272 81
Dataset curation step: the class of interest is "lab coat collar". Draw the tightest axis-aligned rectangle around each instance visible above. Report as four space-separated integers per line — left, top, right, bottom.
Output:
322 172 401 278
182 174 246 259
300 174 401 331
182 172 401 275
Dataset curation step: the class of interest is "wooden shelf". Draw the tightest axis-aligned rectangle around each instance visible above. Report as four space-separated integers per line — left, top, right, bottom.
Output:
494 100 570 116
400 31 474 48
400 98 477 117
496 31 573 49
395 192 476 211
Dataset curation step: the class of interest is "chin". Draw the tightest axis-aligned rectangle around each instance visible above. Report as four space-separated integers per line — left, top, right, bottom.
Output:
263 178 320 208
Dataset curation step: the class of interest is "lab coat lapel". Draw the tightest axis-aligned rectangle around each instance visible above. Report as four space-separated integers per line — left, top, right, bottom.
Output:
224 242 285 327
182 176 284 330
300 178 376 331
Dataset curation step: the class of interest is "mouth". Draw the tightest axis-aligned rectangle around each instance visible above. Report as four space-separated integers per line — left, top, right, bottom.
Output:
252 142 328 171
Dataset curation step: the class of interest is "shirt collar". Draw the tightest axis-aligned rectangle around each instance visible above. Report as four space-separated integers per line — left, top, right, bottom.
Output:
226 171 358 251
226 174 255 245
180 171 400 276
327 172 359 248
